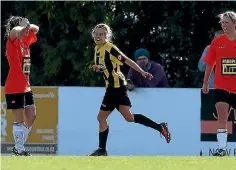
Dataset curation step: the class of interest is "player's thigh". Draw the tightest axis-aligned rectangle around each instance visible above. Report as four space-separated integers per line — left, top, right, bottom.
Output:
98 89 115 121
116 87 132 109
24 91 36 116
24 91 36 125
5 93 25 122
116 87 133 121
215 89 230 114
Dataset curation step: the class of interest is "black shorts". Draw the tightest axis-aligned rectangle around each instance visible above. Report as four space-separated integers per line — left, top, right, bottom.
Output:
215 89 236 109
100 87 132 111
5 91 35 110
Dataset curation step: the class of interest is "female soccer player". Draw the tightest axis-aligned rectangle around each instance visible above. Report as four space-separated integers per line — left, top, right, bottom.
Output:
89 23 171 156
4 16 39 156
202 11 236 156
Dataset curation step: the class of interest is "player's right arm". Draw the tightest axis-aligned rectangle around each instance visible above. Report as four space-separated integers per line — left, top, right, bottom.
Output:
202 40 216 93
203 42 216 85
198 46 209 72
9 26 29 40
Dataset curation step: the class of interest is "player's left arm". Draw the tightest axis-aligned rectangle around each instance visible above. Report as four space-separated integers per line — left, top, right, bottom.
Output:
110 46 146 75
29 24 39 34
23 24 39 46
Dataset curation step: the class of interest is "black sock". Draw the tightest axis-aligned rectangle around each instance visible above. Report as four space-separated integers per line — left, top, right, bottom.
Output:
99 126 109 150
133 114 161 132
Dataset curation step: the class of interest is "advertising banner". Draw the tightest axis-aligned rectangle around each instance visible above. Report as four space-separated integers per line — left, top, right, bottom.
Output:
1 87 58 154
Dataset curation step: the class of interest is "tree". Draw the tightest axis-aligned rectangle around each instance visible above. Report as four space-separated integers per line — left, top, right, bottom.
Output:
1 1 236 87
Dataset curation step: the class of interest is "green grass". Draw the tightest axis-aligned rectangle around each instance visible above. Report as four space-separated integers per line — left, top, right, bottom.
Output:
1 156 236 170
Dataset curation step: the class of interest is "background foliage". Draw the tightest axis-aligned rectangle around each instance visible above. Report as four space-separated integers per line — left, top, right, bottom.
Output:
1 1 235 87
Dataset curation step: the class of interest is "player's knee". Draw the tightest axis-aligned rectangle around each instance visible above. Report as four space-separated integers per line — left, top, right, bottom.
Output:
31 114 37 122
97 114 107 122
27 115 36 126
125 117 133 122
25 105 37 126
123 114 134 122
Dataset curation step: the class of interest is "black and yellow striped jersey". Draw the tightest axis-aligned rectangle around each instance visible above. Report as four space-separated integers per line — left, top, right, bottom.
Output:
94 42 127 88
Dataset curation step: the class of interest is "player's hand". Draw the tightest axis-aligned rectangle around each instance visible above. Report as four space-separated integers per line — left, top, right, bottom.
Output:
92 65 100 72
142 71 153 80
127 79 135 91
202 82 209 94
92 65 105 72
19 18 30 35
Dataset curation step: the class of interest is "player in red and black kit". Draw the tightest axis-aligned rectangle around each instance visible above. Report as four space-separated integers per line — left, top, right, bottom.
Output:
4 16 39 156
202 11 236 156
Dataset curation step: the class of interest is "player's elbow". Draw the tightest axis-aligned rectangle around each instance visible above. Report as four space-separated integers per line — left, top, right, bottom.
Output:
198 60 206 72
198 64 206 72
30 24 39 34
9 26 23 40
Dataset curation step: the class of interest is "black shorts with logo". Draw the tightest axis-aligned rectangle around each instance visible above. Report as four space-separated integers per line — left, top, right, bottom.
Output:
5 91 35 110
215 89 236 109
100 86 132 111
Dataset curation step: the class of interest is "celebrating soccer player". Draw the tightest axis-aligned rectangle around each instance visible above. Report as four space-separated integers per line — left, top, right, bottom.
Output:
4 16 39 156
89 23 171 156
202 11 236 156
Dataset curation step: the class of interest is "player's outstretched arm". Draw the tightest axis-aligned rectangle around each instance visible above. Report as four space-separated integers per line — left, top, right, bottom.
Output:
125 57 153 80
125 58 145 75
109 45 152 79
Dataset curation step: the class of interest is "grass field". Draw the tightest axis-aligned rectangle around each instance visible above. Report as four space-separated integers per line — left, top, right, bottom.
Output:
1 156 236 170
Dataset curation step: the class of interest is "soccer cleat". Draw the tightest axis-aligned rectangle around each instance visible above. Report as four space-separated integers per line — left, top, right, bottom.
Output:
18 151 31 156
12 147 19 156
160 122 171 143
89 148 108 156
12 147 31 156
212 149 227 157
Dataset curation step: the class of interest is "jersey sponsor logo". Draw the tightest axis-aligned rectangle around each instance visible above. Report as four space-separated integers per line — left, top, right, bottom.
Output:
221 58 236 75
1 87 58 154
22 57 31 75
218 45 227 49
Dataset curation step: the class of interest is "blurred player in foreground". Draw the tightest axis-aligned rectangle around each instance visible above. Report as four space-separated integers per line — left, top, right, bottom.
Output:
89 23 171 156
4 16 39 156
202 11 236 156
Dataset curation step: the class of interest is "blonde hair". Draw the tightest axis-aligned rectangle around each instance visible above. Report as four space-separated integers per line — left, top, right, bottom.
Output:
218 11 236 23
92 23 113 42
